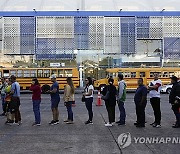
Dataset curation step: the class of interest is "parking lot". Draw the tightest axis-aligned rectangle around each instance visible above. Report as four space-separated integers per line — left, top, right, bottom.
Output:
0 93 179 154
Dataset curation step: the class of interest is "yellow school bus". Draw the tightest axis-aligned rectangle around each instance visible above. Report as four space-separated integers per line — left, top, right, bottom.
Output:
0 67 80 90
94 67 180 90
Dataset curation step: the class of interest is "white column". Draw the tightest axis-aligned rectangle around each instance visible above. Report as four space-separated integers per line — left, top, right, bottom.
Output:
79 65 84 87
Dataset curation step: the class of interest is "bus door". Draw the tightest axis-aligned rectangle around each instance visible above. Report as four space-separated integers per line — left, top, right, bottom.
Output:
140 72 147 85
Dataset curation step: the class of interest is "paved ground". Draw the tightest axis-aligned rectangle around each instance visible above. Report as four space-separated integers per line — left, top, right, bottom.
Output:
0 93 179 154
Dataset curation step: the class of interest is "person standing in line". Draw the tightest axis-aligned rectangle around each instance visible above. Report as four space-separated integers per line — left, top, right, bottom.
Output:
169 76 180 128
116 74 126 125
63 77 75 124
134 78 148 128
83 77 94 125
148 73 162 128
9 75 21 125
0 77 8 116
102 78 117 127
48 74 60 125
30 78 41 126
4 79 12 124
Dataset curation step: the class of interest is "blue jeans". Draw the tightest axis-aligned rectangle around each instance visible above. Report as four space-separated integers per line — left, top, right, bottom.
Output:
85 97 93 121
66 101 73 121
118 100 126 124
1 95 5 113
33 100 41 124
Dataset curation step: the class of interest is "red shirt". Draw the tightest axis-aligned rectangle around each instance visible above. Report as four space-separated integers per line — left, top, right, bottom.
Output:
30 84 41 100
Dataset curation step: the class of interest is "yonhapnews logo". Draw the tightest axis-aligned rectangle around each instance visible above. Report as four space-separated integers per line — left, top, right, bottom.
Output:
118 132 132 149
118 132 180 149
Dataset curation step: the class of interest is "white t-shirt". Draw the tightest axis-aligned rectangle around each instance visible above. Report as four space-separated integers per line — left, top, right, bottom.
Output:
85 85 94 98
149 79 162 98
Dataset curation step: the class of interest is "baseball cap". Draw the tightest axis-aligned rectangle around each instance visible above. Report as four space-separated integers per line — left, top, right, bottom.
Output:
170 76 178 82
49 74 57 79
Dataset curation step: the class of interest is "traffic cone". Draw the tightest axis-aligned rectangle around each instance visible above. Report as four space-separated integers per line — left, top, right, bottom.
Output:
96 90 103 106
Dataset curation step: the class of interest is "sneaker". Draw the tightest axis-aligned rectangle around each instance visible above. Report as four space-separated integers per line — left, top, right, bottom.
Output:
5 120 14 125
134 122 139 126
18 121 22 125
111 122 115 125
13 122 20 126
54 120 59 125
66 121 74 124
116 121 121 124
49 120 56 125
64 119 69 123
105 123 113 127
32 122 41 126
0 113 5 116
85 120 93 125
136 124 145 128
118 123 126 126
172 124 180 128
150 122 156 126
153 124 161 128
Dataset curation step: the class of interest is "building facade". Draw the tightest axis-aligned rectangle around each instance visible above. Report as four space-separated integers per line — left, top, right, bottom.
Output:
0 11 180 67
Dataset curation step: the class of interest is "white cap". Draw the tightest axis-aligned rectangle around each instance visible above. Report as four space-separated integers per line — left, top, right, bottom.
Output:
49 74 57 79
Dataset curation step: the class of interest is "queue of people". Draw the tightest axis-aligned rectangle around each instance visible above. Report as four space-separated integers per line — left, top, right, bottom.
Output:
0 75 21 125
0 73 180 128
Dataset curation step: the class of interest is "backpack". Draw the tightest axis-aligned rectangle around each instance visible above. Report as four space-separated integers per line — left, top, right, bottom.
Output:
120 82 126 102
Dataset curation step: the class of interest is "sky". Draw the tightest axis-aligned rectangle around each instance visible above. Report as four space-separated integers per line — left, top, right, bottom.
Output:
0 0 179 11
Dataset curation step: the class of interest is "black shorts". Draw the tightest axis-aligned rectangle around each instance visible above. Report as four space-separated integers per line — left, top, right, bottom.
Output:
9 97 20 113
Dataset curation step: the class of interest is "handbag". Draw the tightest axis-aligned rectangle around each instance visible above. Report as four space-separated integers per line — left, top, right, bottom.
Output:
174 96 180 105
82 86 89 102
102 86 110 101
81 95 85 102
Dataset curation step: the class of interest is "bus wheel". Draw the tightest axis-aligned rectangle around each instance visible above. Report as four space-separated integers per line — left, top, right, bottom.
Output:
41 84 50 94
166 88 172 94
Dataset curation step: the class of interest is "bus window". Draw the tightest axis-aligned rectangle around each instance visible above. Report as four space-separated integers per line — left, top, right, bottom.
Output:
169 72 175 77
64 69 72 77
113 73 117 78
131 72 136 78
17 70 23 77
24 70 30 77
3 70 9 77
58 70 64 77
150 72 161 77
140 72 145 77
124 72 131 78
10 70 16 76
162 72 168 78
44 70 50 77
51 69 57 75
37 70 43 78
30 70 36 77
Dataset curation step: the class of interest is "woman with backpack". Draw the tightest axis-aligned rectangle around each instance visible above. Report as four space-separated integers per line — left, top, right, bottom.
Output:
102 78 117 127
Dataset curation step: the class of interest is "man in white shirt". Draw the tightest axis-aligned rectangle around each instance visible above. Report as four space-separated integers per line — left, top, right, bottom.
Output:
116 74 126 125
148 73 162 128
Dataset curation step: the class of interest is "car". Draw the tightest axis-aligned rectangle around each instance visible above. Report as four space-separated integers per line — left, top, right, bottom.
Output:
161 84 173 94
